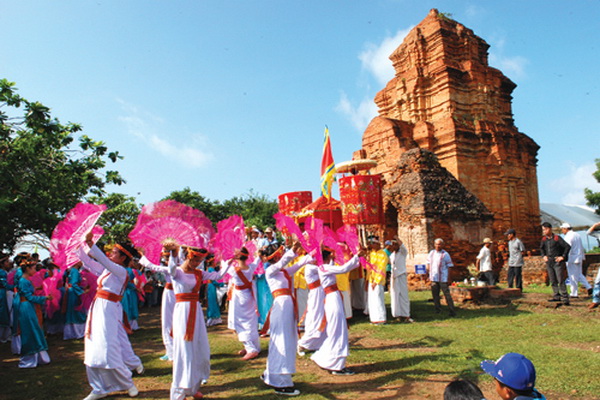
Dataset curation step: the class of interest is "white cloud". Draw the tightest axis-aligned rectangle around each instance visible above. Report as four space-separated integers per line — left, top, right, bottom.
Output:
549 162 600 205
117 99 213 168
338 28 412 132
488 35 528 80
358 27 413 86
336 91 378 132
489 53 529 80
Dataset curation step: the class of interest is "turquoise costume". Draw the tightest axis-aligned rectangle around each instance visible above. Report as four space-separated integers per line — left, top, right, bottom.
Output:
17 277 48 356
63 267 87 339
256 262 273 327
205 267 224 324
120 267 139 330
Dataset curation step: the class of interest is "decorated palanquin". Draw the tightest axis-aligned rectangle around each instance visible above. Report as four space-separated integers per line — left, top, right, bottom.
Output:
278 191 313 217
339 175 383 225
297 196 344 231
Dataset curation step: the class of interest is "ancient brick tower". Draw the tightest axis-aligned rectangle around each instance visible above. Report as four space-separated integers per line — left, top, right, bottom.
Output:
358 9 540 253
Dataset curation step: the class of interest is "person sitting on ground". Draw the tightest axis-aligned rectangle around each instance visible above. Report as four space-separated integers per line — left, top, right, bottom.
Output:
444 379 486 400
480 352 546 399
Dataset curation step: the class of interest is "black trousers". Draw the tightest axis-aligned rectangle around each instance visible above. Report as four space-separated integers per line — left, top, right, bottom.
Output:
481 271 496 285
507 266 523 290
547 261 568 302
431 282 455 313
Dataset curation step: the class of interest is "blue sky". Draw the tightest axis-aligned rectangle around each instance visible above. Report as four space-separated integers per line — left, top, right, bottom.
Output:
3 0 600 210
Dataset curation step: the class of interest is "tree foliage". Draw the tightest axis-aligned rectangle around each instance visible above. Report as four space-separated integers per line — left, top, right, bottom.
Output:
164 187 277 229
163 187 228 224
222 189 278 229
0 79 124 252
585 158 600 215
88 193 140 246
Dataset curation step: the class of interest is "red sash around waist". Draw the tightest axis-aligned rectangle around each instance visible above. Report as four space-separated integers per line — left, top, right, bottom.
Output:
175 292 199 302
307 280 321 290
85 272 129 340
176 270 203 341
165 283 173 290
96 289 123 302
323 284 339 295
272 288 292 298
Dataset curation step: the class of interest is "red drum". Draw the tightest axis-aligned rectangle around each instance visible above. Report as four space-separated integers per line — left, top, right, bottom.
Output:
339 175 383 225
278 191 313 216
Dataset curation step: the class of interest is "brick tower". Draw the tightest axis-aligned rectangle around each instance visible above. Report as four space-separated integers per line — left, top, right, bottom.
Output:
359 9 540 250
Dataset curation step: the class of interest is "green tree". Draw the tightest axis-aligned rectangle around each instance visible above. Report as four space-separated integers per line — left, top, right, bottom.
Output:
163 187 228 223
222 189 278 229
585 158 600 215
163 187 278 229
88 193 140 245
0 79 124 252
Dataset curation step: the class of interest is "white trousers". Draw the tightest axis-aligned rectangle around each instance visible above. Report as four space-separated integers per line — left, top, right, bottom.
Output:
86 365 133 395
567 261 591 296
19 350 50 368
390 273 410 318
366 284 387 323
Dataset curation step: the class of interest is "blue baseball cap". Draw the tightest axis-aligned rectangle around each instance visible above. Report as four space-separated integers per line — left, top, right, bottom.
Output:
480 353 536 391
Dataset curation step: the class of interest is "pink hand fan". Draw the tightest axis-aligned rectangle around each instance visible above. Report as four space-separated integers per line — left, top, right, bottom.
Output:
43 271 63 319
212 215 246 262
50 203 107 270
129 200 215 265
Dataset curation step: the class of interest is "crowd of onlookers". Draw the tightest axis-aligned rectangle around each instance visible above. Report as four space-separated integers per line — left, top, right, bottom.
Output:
2 219 599 399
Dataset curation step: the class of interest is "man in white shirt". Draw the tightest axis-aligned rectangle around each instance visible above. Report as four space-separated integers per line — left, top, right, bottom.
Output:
561 222 591 297
476 238 495 285
426 238 456 317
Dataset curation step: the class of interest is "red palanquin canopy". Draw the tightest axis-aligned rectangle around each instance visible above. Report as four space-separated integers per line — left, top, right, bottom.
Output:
296 195 344 231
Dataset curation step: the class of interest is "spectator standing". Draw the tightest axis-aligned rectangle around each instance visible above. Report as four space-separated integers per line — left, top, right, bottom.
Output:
560 222 592 298
540 222 571 306
505 229 526 291
389 239 413 322
477 238 496 285
259 227 279 248
426 238 456 317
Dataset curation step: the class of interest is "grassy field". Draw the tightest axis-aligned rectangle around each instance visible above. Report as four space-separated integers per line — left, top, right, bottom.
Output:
1 285 599 400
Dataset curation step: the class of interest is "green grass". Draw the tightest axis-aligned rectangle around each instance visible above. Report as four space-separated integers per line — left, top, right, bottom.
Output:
1 287 599 399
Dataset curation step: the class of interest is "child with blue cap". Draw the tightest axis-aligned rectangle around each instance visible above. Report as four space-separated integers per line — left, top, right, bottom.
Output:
481 353 546 399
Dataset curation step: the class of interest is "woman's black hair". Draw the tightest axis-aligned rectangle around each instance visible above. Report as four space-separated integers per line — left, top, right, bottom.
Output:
116 242 139 266
260 243 280 258
237 247 249 261
321 248 332 261
443 379 485 400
